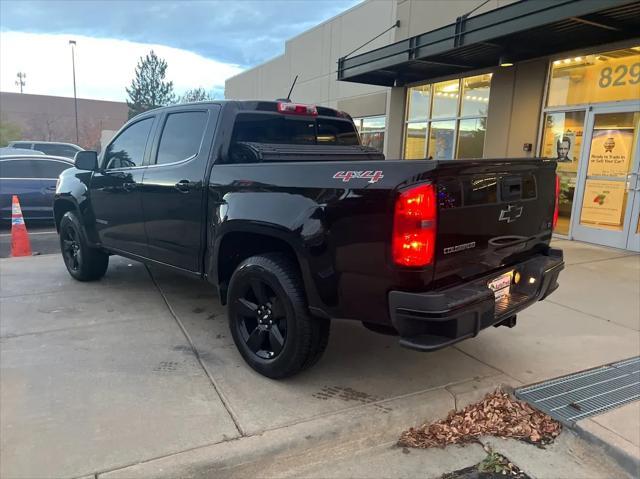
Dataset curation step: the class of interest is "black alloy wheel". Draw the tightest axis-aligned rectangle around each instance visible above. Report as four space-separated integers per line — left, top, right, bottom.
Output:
227 254 330 379
58 211 109 281
61 223 82 273
235 278 288 359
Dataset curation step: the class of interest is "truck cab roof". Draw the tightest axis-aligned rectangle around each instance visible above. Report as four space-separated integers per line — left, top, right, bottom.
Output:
137 100 352 120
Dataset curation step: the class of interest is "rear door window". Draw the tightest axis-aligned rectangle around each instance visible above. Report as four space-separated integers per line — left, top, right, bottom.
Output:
35 143 79 158
10 142 33 149
103 117 154 169
155 111 208 165
0 160 39 178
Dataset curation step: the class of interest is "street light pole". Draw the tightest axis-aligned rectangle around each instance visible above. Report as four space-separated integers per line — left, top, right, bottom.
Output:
69 40 79 144
15 72 26 93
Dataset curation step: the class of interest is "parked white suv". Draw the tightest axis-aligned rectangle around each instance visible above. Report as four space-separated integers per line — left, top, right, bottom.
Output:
8 141 83 159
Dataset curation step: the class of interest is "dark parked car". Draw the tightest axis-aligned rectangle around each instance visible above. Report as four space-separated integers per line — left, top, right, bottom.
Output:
55 100 563 378
1 155 73 221
8 141 83 159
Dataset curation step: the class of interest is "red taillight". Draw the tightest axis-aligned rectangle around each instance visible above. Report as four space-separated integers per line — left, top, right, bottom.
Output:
392 184 437 267
277 102 318 116
553 174 560 230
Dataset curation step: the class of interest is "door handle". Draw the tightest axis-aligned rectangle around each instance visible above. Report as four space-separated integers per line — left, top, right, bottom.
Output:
45 185 56 191
175 180 191 193
122 182 137 192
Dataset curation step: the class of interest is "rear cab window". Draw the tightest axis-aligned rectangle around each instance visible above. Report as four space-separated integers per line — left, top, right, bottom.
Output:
231 114 316 145
228 112 360 163
317 119 359 145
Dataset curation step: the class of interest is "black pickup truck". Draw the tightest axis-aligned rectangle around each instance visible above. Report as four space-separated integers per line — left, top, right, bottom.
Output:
55 100 564 378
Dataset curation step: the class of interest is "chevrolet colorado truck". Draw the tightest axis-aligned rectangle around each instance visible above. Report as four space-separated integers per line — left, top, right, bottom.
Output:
55 100 564 378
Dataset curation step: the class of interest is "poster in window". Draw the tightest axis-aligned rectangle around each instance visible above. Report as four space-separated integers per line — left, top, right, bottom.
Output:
587 129 633 177
579 179 626 227
554 132 577 163
430 128 454 160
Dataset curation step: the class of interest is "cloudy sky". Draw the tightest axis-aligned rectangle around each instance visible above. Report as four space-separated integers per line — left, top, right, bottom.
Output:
0 0 359 102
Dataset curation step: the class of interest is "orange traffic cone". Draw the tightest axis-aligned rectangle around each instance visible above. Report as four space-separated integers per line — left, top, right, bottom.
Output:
11 195 32 257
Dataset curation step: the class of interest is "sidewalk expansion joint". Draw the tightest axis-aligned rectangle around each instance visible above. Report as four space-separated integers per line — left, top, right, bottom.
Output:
564 253 639 268
452 346 522 385
546 299 639 332
0 317 144 340
144 265 245 437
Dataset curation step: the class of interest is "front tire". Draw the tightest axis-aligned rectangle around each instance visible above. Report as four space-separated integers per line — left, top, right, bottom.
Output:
59 211 109 281
227 253 330 379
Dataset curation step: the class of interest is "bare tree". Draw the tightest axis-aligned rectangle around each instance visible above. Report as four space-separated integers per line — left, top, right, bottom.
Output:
79 119 103 150
24 114 72 142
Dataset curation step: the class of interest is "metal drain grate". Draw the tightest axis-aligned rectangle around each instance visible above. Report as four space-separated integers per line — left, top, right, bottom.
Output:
515 356 640 423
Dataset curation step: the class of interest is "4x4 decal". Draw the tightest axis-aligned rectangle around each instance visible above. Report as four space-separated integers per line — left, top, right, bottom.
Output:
333 170 384 184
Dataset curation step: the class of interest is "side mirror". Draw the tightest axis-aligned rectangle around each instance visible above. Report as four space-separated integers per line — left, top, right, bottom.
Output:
74 150 98 171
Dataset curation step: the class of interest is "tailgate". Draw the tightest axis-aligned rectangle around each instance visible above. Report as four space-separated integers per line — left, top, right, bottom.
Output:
433 159 557 284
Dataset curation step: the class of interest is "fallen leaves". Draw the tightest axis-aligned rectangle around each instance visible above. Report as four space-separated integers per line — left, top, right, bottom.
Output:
398 389 561 449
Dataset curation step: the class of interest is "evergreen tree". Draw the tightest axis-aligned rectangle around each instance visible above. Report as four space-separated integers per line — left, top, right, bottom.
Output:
180 87 212 103
126 50 175 118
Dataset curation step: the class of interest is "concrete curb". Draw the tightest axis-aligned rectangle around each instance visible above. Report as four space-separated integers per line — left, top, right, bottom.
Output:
572 417 640 479
97 375 518 479
98 387 455 479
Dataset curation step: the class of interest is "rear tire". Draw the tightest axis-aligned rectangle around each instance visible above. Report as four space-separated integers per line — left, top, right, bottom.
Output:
227 253 330 379
59 211 108 281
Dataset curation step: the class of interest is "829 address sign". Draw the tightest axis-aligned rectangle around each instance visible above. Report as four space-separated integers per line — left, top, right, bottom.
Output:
598 62 640 88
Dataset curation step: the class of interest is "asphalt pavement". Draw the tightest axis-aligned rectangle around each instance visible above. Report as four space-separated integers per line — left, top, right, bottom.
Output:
0 222 59 258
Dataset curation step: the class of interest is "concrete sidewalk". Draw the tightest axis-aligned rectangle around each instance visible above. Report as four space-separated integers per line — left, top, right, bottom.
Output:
0 240 638 478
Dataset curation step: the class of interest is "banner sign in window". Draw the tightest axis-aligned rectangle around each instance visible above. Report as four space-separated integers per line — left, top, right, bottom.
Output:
580 179 626 227
587 129 634 177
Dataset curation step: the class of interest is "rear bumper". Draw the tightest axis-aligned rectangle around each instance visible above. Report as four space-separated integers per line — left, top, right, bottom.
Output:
388 248 564 352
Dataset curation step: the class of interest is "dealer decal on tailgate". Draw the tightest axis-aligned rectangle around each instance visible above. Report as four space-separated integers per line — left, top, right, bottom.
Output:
333 170 384 184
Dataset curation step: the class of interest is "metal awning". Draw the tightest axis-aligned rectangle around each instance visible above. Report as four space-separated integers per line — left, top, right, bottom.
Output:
337 0 640 86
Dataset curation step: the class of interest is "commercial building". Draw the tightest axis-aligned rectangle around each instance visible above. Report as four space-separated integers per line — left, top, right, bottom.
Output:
225 0 640 251
0 92 128 150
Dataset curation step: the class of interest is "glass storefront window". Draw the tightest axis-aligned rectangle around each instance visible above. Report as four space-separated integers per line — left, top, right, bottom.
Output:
428 120 455 160
541 110 586 235
432 79 459 119
404 122 427 159
406 85 431 122
461 74 491 117
547 46 640 107
353 115 386 152
457 118 486 159
404 74 492 160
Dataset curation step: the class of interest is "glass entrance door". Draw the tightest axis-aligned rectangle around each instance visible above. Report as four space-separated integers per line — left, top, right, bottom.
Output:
571 106 640 250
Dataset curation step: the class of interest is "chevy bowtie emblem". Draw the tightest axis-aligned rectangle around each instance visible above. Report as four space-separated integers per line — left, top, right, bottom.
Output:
499 205 523 223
